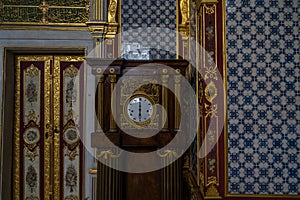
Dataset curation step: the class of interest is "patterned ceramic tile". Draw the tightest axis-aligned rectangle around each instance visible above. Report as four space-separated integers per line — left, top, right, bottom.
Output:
121 0 176 59
226 0 299 194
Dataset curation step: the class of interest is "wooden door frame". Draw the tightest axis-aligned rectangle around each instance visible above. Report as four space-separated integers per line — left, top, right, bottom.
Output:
0 47 86 200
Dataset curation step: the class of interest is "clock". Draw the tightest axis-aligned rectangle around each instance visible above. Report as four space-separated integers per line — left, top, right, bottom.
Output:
125 95 154 125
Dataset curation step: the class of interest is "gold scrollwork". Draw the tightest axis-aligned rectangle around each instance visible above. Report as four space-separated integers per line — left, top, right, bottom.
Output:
204 104 217 118
25 147 39 162
206 184 220 197
205 81 217 102
25 64 39 77
64 147 79 161
207 176 218 186
64 64 79 78
157 149 180 159
204 65 218 80
97 150 122 160
121 79 159 105
204 4 216 14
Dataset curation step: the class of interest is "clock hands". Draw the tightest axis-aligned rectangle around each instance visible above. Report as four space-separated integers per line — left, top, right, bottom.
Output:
139 98 142 122
127 97 153 123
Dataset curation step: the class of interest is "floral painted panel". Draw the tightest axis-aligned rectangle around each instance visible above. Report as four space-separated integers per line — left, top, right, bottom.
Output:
24 147 40 200
64 146 80 200
63 65 80 126
60 60 83 200
23 64 41 125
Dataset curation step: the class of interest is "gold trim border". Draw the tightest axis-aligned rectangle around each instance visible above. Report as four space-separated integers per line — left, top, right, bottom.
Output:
14 55 53 200
0 24 88 31
54 55 85 200
43 56 52 200
13 56 21 200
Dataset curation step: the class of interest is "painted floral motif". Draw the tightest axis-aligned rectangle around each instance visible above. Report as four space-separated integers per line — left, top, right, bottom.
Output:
66 129 77 141
24 128 40 145
65 164 78 193
205 26 215 39
26 165 38 193
66 79 77 107
27 130 37 142
26 80 38 103
64 128 79 145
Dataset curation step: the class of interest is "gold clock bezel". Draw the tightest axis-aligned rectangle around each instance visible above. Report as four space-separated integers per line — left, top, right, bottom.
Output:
123 93 156 127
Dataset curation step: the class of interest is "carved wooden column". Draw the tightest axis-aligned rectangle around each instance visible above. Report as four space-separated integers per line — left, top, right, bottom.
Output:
174 69 181 131
108 72 117 132
96 74 105 130
162 69 169 131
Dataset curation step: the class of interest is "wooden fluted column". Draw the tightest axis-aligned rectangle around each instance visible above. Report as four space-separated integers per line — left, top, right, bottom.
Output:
162 69 169 131
109 73 117 132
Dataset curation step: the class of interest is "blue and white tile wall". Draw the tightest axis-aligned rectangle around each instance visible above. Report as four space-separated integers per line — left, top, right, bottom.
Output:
121 0 177 59
226 0 299 194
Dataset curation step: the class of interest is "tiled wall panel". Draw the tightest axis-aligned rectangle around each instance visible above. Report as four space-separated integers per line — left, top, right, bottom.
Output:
226 0 300 195
121 0 177 59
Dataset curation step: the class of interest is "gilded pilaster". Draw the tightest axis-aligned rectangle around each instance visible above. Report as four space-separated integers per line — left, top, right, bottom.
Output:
197 0 222 199
178 0 190 59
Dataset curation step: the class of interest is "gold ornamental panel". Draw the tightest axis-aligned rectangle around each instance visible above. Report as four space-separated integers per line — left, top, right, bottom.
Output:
0 0 89 25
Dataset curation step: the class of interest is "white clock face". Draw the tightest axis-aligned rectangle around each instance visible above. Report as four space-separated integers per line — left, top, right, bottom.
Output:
127 96 153 123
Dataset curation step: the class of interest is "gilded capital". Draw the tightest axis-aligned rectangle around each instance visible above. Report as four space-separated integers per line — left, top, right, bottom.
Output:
108 0 118 23
180 0 190 25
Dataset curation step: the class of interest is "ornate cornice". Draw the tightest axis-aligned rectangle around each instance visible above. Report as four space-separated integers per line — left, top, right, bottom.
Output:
86 21 108 39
